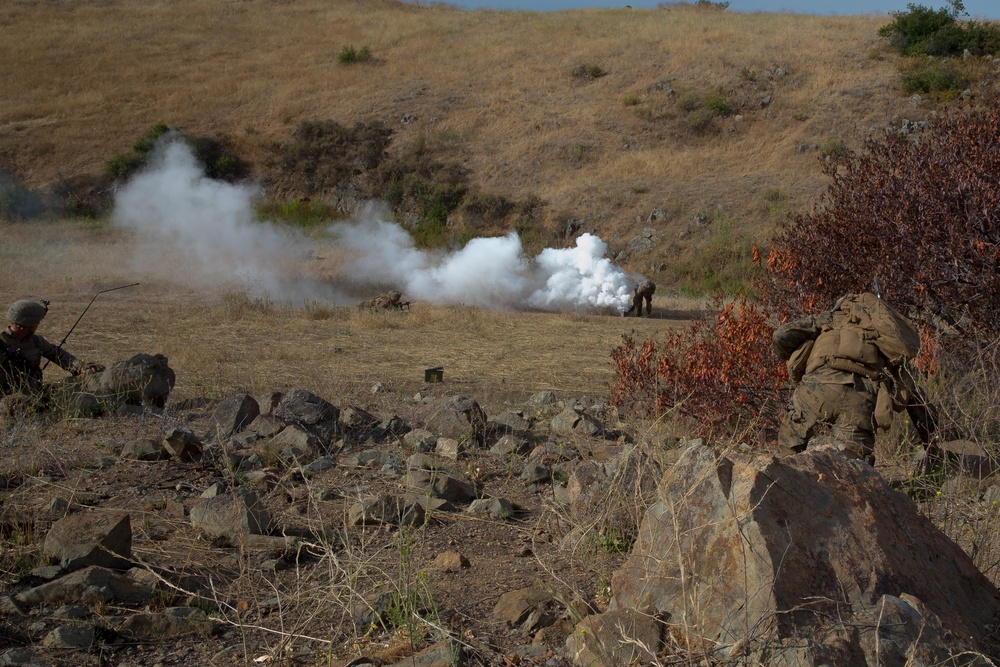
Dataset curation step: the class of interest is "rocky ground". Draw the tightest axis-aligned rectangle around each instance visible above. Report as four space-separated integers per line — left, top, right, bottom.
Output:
0 384 664 667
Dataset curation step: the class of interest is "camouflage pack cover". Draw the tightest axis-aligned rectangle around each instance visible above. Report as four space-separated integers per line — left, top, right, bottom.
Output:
83 353 176 408
837 293 921 365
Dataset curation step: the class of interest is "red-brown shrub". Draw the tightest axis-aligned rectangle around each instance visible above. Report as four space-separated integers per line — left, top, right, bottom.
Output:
610 298 787 439
760 100 1000 339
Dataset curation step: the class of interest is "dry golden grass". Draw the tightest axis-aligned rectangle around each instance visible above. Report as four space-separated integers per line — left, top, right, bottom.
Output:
0 0 945 284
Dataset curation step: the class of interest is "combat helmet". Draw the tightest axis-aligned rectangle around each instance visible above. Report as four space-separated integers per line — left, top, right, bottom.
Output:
7 300 48 327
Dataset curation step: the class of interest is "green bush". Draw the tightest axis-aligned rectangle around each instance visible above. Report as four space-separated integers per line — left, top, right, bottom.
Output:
282 120 393 194
338 45 372 65
703 90 734 117
0 176 46 220
462 192 515 221
677 91 702 112
571 63 607 79
104 124 247 182
104 153 143 180
878 1 1000 56
695 0 730 8
900 56 968 94
819 139 848 161
256 197 339 228
686 107 716 134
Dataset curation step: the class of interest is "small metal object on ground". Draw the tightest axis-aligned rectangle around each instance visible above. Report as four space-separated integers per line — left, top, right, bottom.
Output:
424 367 444 383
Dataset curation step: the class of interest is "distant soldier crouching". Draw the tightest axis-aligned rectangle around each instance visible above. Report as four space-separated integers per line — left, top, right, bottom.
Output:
359 290 410 311
624 280 656 317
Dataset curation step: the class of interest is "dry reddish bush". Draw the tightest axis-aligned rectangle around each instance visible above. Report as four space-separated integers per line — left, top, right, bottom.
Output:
760 99 1000 341
610 297 787 439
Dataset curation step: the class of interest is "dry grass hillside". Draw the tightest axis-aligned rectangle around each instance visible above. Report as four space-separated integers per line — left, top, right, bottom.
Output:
1 0 969 291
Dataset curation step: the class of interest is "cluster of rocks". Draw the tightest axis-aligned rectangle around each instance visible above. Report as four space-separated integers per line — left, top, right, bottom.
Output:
5 384 1000 666
2 386 652 666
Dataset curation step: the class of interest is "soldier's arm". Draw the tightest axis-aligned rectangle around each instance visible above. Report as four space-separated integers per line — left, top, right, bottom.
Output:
771 315 823 360
891 362 937 443
33 335 86 374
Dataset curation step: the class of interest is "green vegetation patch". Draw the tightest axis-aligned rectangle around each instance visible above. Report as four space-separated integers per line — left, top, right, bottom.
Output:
879 1 1000 57
105 123 248 183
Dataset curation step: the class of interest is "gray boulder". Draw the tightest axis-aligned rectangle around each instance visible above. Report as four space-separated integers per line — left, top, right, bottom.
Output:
412 395 487 447
570 444 1000 666
16 566 153 606
348 495 425 527
190 489 272 539
42 513 132 571
207 394 260 440
162 428 202 460
404 469 477 503
274 388 339 446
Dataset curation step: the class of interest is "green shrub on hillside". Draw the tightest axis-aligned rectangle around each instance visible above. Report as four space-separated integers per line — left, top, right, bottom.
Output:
0 176 46 221
819 139 848 161
900 56 969 94
104 124 247 182
686 107 716 134
572 63 607 79
694 0 730 9
879 1 1000 56
338 45 372 65
703 89 734 117
282 120 392 194
462 192 515 222
256 197 339 228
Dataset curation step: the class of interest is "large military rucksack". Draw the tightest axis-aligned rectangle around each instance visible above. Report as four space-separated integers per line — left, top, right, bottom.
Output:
807 293 921 377
84 353 176 408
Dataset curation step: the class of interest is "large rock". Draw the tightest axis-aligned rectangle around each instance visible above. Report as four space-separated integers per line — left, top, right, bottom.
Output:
570 444 1000 665
412 395 487 447
42 513 132 571
274 388 339 446
207 394 260 440
404 469 477 503
190 489 272 539
16 566 153 606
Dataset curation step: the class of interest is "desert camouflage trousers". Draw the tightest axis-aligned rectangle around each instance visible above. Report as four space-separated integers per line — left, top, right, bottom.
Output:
777 374 878 462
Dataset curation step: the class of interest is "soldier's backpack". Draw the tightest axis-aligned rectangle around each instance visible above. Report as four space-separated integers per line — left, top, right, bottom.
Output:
838 293 921 365
84 353 176 408
806 293 921 377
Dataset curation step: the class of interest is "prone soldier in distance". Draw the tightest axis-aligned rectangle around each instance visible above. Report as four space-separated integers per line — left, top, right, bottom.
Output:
772 292 936 465
624 279 656 317
0 299 104 398
359 290 410 311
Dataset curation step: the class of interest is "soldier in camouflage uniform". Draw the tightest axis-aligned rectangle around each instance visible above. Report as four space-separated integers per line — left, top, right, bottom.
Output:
359 290 407 311
624 280 656 317
0 299 104 397
772 293 932 464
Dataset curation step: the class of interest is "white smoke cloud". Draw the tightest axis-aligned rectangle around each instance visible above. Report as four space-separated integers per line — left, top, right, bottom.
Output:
111 138 344 302
334 208 633 312
112 139 636 312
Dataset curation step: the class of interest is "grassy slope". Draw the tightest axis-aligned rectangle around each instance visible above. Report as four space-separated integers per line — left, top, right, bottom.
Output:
1 0 933 288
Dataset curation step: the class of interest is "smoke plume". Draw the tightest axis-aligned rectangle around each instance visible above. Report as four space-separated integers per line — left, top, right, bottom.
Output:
112 139 635 312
